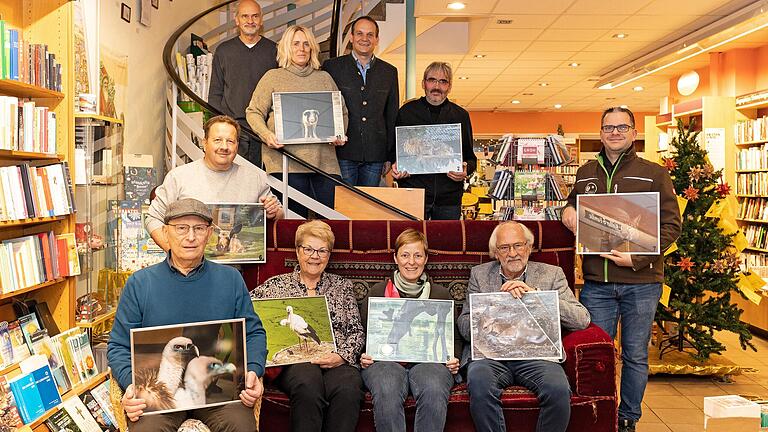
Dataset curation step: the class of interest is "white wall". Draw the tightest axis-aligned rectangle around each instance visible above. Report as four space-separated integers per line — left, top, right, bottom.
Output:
99 0 218 176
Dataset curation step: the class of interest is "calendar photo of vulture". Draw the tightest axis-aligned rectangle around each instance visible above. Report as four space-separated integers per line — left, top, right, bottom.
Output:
130 318 246 415
252 296 336 366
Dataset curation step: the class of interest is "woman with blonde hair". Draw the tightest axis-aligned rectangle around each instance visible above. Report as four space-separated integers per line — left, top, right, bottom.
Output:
246 25 348 217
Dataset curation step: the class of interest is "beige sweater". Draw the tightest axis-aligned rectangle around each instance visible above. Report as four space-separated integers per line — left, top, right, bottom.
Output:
245 65 348 175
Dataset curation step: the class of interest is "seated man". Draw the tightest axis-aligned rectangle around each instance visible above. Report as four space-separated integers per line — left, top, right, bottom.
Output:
107 198 267 432
457 221 591 432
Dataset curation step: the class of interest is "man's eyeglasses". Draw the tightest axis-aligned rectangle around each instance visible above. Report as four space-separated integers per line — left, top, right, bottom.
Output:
300 245 331 258
425 77 450 86
601 124 633 133
496 242 528 254
167 223 210 236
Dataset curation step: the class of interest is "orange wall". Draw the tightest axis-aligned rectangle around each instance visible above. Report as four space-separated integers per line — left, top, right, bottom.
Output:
469 111 653 135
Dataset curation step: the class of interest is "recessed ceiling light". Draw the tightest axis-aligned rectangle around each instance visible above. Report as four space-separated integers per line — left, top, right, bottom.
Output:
554 104 563 109
539 82 549 87
620 105 628 108
447 2 466 10
458 76 469 80
633 86 644 91
474 54 486 58
511 100 521 104
569 62 580 67
522 92 534 96
612 33 628 39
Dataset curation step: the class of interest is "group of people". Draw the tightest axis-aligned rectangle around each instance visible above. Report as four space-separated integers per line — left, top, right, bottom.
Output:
207 0 476 219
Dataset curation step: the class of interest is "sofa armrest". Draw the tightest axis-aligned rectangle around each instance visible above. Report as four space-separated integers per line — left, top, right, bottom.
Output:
562 323 616 397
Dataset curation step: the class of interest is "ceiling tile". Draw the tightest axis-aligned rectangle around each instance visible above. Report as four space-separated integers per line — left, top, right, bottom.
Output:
493 0 574 15
472 40 533 52
482 28 544 41
537 28 610 41
551 14 629 29
527 41 591 51
486 15 559 29
566 0 651 15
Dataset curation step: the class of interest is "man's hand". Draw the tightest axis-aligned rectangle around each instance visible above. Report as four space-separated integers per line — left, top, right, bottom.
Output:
446 162 468 182
330 135 348 147
264 132 283 149
311 352 346 369
122 384 147 422
600 250 634 267
239 371 263 407
500 280 535 298
261 195 283 220
561 206 576 233
391 163 410 179
446 357 460 375
360 353 374 369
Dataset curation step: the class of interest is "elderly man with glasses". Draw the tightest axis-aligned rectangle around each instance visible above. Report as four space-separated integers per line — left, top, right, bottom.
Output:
108 198 267 432
457 221 591 432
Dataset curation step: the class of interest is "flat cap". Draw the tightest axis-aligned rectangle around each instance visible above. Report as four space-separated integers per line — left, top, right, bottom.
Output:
164 198 213 224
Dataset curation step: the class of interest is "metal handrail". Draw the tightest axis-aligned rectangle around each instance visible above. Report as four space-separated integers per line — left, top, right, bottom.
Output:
161 0 418 220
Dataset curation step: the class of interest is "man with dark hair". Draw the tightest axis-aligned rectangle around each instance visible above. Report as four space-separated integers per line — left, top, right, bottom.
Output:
146 115 283 251
392 62 477 219
208 0 277 167
323 16 399 186
561 106 681 432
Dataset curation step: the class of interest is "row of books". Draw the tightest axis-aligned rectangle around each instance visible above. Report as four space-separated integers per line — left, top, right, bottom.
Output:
0 162 75 221
738 197 768 221
555 165 578 175
0 231 80 294
497 204 561 221
736 144 768 171
736 172 768 196
744 224 768 250
489 170 569 202
491 135 572 167
743 251 768 267
0 21 63 91
0 97 58 153
735 117 768 144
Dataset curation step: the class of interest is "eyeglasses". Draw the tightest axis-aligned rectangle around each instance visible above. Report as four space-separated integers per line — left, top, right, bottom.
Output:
211 138 236 146
300 245 330 258
425 77 450 86
601 124 633 133
496 242 528 254
167 223 210 236
397 252 426 262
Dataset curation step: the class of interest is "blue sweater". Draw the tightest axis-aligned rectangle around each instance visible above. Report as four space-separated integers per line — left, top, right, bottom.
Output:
107 258 267 390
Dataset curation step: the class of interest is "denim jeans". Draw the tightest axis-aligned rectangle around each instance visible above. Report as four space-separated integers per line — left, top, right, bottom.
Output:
361 361 454 432
580 280 662 423
338 159 384 187
426 204 461 220
466 359 571 432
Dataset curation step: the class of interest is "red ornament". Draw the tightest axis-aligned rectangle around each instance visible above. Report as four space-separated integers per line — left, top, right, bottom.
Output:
677 257 695 272
716 182 731 197
663 157 678 170
683 185 700 201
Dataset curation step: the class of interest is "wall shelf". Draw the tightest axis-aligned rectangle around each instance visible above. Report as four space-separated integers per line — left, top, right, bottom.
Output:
0 78 64 99
0 277 68 301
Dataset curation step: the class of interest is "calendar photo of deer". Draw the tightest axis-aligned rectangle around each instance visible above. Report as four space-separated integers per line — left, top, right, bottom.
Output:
272 91 345 144
204 203 266 264
395 123 463 175
470 292 562 361
252 296 336 366
576 192 660 255
130 318 246 415
366 298 454 363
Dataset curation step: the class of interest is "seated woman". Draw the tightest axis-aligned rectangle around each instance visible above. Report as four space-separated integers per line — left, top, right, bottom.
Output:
250 220 364 432
359 228 461 432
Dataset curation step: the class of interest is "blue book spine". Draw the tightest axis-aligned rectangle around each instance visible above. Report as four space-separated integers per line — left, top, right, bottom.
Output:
9 29 17 81
8 373 45 424
31 365 62 411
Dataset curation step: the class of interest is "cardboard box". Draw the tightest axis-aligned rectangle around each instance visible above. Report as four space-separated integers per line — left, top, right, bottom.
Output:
704 395 760 432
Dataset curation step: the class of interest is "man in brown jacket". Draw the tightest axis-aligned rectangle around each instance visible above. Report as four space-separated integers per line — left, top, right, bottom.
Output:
561 106 681 432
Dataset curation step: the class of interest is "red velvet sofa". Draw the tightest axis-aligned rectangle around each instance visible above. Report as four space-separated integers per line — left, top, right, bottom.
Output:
242 220 617 432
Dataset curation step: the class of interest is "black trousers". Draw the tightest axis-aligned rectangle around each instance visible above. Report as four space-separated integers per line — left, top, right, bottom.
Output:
275 363 364 432
129 401 256 432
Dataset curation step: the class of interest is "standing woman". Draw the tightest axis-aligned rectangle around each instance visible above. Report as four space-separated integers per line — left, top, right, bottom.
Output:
359 228 461 432
246 25 348 216
251 220 364 432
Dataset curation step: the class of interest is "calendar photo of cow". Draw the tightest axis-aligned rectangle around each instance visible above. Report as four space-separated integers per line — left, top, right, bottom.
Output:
272 91 345 144
366 298 454 363
576 192 660 255
203 203 266 264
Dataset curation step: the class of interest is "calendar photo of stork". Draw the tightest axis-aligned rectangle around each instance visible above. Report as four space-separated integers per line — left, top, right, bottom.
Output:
366 298 454 363
272 91 345 144
204 203 266 264
470 292 563 361
251 296 336 366
129 318 246 415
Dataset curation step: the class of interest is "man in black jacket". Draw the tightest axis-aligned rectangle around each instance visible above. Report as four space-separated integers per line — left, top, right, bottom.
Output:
392 62 477 220
323 16 399 186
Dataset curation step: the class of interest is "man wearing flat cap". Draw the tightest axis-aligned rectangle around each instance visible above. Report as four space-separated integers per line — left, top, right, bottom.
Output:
108 198 267 432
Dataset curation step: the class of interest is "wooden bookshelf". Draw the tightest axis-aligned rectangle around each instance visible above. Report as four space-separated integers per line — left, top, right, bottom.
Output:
0 79 64 99
0 215 68 229
0 277 67 301
74 113 123 124
0 149 64 160
25 370 110 430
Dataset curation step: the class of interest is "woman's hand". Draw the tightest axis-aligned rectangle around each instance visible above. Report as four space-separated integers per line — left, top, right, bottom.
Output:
311 352 346 369
360 353 374 369
446 357 460 375
122 384 147 422
264 132 283 149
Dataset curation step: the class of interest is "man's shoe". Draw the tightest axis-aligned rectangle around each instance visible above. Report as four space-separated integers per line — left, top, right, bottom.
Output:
618 418 636 432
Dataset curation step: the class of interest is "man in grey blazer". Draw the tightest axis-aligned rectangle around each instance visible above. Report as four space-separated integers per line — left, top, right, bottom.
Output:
457 221 591 432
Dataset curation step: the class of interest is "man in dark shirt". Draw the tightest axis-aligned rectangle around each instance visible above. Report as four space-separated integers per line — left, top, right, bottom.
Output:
323 16 399 186
392 62 477 220
208 0 277 167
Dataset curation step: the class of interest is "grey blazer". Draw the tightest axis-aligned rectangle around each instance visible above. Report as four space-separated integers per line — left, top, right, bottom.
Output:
456 260 591 368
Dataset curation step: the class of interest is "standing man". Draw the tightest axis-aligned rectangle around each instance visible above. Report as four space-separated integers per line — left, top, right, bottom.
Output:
392 62 476 219
208 0 277 167
561 106 681 432
458 221 591 432
109 198 266 431
146 115 283 252
323 16 399 187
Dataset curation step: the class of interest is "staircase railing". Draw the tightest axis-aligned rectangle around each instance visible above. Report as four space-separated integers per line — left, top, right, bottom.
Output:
162 0 417 220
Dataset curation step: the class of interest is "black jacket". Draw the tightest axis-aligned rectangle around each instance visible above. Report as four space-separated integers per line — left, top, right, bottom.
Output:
395 97 477 207
322 55 399 162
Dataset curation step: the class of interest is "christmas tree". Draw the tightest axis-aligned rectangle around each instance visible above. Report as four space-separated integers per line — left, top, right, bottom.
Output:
657 118 755 361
